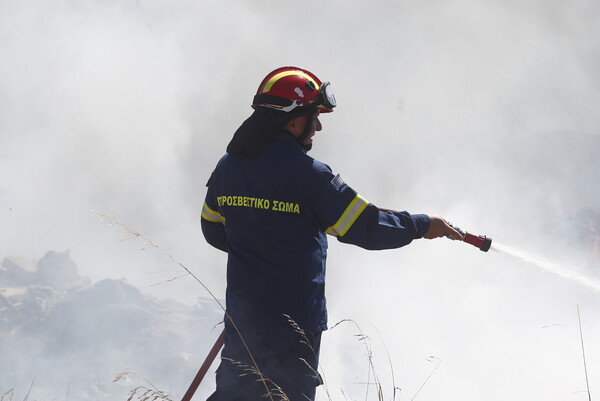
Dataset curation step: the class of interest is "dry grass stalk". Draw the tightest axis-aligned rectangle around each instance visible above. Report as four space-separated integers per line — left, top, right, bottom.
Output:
113 370 172 401
1 377 36 401
284 314 334 401
0 388 14 401
410 356 441 401
221 358 289 401
332 319 396 401
125 386 171 401
368 323 401 401
149 273 190 287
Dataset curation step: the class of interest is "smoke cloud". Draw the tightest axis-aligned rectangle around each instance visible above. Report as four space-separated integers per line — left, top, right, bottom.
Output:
1 0 599 400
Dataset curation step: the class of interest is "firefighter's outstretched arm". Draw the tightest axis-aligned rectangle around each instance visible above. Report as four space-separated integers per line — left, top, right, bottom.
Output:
336 203 428 250
336 205 462 250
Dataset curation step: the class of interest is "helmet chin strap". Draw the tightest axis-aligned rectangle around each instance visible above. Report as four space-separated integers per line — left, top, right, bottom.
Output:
296 122 313 152
291 107 318 152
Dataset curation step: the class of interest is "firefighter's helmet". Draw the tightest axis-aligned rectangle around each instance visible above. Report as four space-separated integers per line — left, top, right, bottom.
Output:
252 66 336 113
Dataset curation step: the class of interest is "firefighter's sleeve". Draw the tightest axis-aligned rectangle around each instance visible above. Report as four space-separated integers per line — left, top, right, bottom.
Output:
307 162 430 250
338 205 430 250
201 174 228 253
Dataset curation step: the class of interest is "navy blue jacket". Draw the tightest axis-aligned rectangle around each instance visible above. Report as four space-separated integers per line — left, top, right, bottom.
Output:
201 132 430 333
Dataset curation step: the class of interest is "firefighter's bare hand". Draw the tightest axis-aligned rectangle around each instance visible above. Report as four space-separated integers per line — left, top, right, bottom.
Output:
423 215 464 240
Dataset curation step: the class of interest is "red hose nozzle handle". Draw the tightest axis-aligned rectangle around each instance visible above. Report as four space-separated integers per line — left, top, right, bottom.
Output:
448 225 492 252
463 232 492 252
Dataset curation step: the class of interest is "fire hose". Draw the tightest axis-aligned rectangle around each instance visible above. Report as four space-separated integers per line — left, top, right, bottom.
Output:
181 329 225 401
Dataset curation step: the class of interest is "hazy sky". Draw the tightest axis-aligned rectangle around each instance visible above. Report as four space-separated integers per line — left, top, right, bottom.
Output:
1 0 599 400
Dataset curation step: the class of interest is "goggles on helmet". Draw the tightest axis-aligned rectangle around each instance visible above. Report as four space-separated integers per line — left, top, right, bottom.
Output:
310 81 336 110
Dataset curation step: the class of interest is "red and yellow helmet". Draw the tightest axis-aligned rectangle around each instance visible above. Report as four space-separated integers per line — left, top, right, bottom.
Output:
252 66 336 113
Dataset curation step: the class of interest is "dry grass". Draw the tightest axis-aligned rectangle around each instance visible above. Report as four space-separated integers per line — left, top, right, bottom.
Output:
331 319 386 401
0 389 14 401
113 370 172 401
221 357 291 401
0 378 35 401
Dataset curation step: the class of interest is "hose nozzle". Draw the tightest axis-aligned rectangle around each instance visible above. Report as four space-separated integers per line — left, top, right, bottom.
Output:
463 232 492 252
449 225 492 252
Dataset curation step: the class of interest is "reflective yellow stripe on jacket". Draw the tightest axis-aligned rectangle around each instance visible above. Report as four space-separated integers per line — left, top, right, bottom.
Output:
201 202 225 225
325 194 369 237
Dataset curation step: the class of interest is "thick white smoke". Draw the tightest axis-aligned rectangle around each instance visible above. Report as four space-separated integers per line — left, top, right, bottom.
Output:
1 0 599 400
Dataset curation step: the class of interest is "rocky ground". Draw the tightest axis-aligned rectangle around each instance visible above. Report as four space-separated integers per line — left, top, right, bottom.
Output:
0 250 223 400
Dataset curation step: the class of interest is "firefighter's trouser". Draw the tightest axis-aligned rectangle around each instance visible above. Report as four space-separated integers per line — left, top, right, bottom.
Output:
207 321 322 401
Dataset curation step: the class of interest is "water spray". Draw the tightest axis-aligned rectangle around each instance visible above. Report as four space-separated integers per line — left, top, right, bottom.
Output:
448 225 600 294
449 225 492 252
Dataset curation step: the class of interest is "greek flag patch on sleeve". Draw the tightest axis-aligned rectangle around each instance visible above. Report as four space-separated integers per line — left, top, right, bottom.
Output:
330 174 345 191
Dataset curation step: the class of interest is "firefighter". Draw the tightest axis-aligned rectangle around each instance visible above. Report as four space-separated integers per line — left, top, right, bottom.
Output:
201 66 463 401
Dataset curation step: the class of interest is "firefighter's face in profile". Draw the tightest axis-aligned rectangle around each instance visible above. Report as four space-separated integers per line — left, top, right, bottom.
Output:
285 111 322 146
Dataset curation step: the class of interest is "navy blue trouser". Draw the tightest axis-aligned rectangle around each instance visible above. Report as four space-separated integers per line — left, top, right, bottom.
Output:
207 321 322 401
